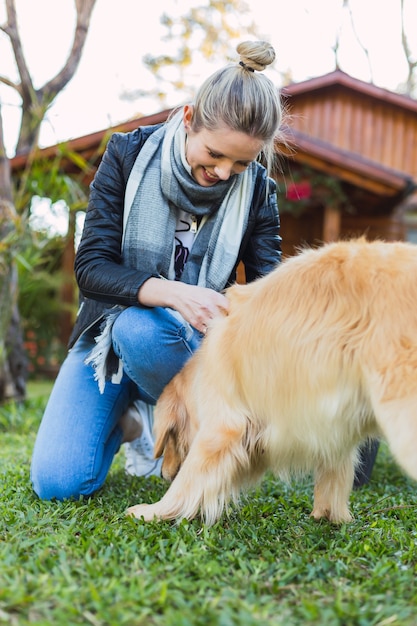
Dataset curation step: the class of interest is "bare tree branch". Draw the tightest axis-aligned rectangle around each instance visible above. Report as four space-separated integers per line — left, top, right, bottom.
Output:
333 0 373 81
4 0 34 106
345 0 373 81
0 75 21 94
41 0 98 99
2 0 98 154
0 102 13 207
400 0 417 95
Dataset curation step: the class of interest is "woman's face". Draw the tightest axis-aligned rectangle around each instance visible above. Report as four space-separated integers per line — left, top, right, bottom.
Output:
183 105 264 187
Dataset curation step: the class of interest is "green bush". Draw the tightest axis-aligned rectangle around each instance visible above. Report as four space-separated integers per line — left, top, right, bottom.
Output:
17 233 69 377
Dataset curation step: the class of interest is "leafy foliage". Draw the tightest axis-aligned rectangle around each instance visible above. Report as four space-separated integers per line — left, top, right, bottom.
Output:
14 150 90 377
277 164 351 217
14 147 91 215
127 0 259 107
17 234 68 376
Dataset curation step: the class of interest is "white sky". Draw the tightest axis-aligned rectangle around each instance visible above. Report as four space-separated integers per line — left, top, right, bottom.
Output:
1 0 416 157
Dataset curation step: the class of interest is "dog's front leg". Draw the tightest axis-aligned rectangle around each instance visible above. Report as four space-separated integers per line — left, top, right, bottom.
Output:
311 455 356 523
127 423 248 525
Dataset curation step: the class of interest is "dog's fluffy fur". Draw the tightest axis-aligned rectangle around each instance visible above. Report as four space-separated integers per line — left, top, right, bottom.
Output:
127 238 417 525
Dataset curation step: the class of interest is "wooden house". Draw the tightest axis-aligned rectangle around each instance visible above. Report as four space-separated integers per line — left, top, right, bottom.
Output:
277 70 417 256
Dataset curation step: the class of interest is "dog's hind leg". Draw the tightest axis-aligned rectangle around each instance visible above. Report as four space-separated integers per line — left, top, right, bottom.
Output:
366 355 417 481
311 451 357 523
127 414 250 525
372 394 417 481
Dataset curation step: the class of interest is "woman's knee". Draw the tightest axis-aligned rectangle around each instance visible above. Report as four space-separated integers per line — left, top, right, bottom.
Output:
31 471 86 502
31 451 98 501
112 306 157 353
112 306 200 358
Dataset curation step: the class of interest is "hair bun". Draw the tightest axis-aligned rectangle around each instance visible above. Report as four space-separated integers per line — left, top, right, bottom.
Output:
237 40 276 72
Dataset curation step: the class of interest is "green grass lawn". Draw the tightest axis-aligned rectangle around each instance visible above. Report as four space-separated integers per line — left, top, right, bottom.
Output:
1 385 417 625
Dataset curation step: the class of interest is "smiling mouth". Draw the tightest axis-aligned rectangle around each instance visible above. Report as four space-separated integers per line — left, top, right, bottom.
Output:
203 168 219 182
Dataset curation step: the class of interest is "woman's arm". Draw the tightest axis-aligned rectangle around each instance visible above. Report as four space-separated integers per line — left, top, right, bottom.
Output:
74 131 158 306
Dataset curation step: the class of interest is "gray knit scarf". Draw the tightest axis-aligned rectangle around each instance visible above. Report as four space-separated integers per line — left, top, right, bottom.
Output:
86 111 257 392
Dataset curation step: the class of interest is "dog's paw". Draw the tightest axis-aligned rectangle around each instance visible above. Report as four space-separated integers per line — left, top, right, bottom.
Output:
310 505 331 521
126 503 160 522
310 507 353 524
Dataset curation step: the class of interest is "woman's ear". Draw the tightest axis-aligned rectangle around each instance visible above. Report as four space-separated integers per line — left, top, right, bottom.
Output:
183 104 194 132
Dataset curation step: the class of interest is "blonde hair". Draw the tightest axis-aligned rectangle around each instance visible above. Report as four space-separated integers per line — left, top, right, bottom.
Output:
190 41 283 175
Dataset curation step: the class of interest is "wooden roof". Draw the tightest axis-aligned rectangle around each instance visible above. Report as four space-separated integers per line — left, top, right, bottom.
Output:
280 127 414 198
283 70 417 114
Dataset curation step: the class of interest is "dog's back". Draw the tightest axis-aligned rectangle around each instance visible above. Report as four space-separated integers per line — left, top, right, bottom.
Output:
203 238 417 465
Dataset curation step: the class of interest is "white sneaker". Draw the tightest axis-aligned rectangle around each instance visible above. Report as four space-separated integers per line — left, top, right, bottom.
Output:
123 400 162 477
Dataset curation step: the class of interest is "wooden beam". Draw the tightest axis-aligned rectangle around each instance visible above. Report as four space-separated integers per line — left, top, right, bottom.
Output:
322 204 341 242
290 152 405 196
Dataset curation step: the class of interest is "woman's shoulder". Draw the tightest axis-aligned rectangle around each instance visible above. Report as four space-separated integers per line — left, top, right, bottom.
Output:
101 123 164 179
252 160 277 194
109 123 164 156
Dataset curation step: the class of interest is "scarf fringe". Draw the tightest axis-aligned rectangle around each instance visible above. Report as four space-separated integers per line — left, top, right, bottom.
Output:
84 311 123 394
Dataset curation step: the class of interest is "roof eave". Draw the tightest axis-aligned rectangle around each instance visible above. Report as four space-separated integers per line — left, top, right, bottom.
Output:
279 128 416 197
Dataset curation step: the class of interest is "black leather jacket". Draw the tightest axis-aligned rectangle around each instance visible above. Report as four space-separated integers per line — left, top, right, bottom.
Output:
69 124 282 347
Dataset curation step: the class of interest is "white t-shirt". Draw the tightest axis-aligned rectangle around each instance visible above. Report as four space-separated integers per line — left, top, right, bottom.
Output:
174 209 198 280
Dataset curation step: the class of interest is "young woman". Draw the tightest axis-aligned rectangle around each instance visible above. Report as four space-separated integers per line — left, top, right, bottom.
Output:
30 40 284 500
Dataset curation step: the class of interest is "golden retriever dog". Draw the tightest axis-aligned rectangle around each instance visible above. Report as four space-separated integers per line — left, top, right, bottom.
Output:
127 238 417 525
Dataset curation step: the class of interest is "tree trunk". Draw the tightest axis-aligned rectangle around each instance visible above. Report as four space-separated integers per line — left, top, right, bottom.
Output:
0 0 99 400
0 254 13 399
0 97 26 401
59 210 76 346
3 270 27 400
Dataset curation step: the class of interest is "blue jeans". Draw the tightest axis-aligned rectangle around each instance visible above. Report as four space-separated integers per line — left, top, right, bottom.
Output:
30 306 202 500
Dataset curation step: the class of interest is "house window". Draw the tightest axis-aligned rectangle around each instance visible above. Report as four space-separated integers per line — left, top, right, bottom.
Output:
404 211 417 244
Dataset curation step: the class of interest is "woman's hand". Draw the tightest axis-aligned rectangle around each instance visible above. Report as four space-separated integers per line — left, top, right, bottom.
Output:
138 277 229 334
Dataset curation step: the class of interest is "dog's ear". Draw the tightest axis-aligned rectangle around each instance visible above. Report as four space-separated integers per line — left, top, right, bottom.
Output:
154 417 172 459
154 375 191 459
154 423 173 459
154 372 195 482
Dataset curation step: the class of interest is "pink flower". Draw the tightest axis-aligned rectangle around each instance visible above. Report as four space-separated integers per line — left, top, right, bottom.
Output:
286 181 312 201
